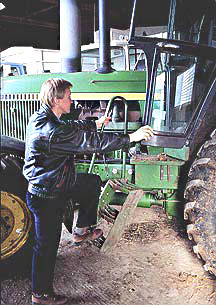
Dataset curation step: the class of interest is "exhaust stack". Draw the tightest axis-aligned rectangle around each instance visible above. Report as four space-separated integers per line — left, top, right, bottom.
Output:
60 0 81 72
97 0 114 73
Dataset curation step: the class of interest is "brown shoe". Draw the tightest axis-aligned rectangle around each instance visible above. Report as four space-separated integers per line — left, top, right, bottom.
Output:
71 227 103 246
32 293 68 305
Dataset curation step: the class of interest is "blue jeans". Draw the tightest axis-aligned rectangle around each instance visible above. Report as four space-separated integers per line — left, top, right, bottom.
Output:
26 173 101 294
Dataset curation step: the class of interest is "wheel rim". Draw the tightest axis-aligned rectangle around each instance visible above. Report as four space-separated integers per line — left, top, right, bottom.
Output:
1 191 32 260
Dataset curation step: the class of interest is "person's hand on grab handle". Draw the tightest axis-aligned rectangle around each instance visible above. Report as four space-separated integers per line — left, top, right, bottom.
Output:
96 116 112 128
129 125 154 143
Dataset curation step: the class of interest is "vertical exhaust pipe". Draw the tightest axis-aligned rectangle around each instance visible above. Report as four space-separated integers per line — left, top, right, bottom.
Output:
60 0 81 72
97 0 114 73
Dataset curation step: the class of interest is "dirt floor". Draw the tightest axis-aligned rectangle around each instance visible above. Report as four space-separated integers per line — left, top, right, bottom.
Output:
1 206 216 305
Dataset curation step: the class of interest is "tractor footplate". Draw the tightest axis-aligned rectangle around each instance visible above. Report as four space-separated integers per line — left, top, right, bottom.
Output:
109 179 138 193
98 205 119 223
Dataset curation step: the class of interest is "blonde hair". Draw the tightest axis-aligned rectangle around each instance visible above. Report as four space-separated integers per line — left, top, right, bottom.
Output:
40 78 72 107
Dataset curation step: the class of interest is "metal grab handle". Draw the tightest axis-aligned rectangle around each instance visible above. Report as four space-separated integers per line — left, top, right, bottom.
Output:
101 95 128 134
88 96 129 178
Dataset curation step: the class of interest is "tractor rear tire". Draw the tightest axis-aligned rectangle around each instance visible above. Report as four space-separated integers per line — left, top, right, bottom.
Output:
0 153 33 277
184 131 216 277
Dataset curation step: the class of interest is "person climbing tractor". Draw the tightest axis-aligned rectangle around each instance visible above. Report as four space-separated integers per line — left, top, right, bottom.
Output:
23 78 154 305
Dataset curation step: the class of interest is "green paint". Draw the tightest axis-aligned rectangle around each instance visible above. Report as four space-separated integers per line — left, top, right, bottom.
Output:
99 185 180 217
131 159 184 189
147 146 164 155
2 71 146 94
75 162 134 182
164 146 189 161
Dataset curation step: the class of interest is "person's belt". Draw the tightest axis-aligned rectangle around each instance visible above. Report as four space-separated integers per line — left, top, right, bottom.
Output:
28 182 57 199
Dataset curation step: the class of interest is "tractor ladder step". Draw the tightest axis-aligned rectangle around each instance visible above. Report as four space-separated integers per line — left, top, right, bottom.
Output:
108 178 139 193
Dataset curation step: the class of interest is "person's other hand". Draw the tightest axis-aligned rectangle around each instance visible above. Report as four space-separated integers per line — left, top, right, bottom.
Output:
129 125 154 143
96 116 112 128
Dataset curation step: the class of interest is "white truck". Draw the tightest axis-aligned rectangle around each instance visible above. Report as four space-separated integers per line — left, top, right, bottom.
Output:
1 46 61 75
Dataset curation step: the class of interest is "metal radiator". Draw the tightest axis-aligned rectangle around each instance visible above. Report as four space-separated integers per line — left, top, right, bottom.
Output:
1 93 41 141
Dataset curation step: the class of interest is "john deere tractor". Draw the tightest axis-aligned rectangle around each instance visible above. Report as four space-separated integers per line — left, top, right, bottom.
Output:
1 0 216 276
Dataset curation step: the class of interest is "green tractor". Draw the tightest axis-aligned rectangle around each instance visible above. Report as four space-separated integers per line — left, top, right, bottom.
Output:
1 0 216 277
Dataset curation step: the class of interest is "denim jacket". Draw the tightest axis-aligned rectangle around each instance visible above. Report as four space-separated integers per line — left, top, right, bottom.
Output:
23 104 130 198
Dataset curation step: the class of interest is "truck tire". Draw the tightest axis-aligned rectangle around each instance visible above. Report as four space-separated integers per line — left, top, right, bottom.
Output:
184 130 216 277
1 153 33 275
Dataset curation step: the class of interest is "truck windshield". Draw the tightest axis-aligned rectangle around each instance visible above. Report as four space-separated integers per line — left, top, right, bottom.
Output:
81 45 145 71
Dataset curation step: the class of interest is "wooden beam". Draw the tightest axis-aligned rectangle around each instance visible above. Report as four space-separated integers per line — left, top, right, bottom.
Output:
1 15 57 29
101 189 144 255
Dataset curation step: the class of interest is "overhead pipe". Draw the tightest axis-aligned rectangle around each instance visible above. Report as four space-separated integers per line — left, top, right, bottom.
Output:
60 0 81 72
97 0 114 73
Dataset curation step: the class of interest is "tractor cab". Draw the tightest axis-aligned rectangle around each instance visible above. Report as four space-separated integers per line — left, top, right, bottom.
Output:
128 0 216 155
